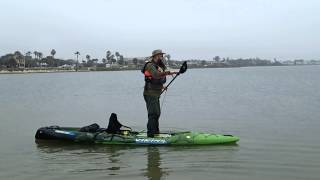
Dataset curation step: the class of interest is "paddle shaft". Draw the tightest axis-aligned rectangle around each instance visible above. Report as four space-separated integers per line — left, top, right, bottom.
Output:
160 73 180 95
160 61 187 95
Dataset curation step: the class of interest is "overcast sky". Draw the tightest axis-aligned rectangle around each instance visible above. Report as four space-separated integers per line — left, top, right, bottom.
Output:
0 0 319 60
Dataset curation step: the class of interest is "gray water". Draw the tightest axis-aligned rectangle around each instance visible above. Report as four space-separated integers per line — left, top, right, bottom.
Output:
0 66 319 180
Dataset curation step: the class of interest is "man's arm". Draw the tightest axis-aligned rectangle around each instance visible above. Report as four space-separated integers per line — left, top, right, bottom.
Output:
147 64 178 78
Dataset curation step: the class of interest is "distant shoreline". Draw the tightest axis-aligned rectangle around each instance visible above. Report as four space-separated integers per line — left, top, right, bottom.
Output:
1 64 319 75
0 67 140 74
0 69 75 74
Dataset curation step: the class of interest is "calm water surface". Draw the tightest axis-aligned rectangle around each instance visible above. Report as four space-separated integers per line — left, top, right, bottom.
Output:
0 66 319 180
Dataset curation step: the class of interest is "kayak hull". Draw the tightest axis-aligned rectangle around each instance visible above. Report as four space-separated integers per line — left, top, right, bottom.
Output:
35 126 239 145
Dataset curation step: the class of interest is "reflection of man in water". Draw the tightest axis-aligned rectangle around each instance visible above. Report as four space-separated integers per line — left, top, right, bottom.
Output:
145 147 168 180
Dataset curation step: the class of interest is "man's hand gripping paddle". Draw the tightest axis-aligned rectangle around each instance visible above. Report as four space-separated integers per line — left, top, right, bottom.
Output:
161 61 187 95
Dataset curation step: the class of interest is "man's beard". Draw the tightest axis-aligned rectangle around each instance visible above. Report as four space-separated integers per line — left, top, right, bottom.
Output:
157 59 166 70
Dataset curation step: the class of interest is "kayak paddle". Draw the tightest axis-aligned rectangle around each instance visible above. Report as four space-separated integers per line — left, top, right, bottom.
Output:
161 61 187 95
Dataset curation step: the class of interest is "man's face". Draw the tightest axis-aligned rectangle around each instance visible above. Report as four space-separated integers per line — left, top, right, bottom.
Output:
155 54 164 62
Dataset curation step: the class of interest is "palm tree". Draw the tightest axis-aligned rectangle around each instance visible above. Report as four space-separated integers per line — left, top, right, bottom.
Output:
74 51 80 71
86 54 90 61
33 51 38 60
38 52 43 60
166 54 171 61
50 49 58 67
33 51 39 67
85 55 91 67
51 49 56 58
115 52 120 62
165 54 171 67
106 50 111 62
110 55 116 64
24 51 31 68
38 52 43 68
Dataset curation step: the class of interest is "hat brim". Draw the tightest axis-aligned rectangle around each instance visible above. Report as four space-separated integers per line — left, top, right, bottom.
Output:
151 52 166 57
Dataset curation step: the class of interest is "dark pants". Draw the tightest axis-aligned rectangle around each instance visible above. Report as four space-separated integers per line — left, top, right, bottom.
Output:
144 95 160 137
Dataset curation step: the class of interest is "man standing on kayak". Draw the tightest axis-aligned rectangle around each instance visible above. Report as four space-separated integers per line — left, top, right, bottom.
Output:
142 49 177 138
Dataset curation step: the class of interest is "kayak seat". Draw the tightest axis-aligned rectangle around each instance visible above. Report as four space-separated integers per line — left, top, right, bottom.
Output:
106 113 132 134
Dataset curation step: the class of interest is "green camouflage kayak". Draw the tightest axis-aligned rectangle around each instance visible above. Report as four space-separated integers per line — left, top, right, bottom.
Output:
35 126 239 145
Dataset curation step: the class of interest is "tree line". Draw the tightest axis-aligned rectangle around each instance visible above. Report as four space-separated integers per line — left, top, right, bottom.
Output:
4 49 309 71
0 49 149 70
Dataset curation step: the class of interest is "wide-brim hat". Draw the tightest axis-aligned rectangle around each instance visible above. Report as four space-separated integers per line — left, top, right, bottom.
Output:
151 49 166 57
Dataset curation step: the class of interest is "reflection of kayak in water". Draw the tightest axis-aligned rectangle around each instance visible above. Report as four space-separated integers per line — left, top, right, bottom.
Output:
35 126 239 145
35 113 239 145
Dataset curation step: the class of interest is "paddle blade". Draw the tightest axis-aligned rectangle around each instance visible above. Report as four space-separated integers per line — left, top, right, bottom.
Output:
179 61 187 74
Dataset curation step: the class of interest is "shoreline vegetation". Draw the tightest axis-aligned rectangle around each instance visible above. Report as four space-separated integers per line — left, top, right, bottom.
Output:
1 50 320 74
